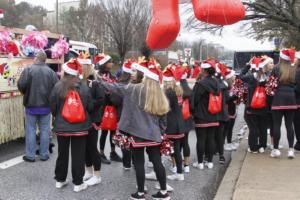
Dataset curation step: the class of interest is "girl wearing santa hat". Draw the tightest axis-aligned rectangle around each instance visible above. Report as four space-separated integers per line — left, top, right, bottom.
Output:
162 65 186 181
94 54 122 164
270 49 297 158
77 53 104 186
239 57 271 153
293 51 300 151
192 59 221 170
50 59 93 192
96 60 171 200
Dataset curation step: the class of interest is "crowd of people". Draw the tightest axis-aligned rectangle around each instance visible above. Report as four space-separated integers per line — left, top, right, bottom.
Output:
16 48 300 200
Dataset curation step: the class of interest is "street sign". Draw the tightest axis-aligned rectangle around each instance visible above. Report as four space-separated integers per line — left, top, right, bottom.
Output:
184 48 192 57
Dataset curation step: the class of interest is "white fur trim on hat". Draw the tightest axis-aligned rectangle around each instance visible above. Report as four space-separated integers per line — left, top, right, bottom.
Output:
259 57 274 68
122 65 133 74
78 59 92 65
201 63 211 69
63 63 78 76
250 64 258 70
98 55 112 65
296 52 300 60
280 51 290 61
225 70 235 80
163 76 174 82
144 69 159 81
181 73 187 80
132 63 146 73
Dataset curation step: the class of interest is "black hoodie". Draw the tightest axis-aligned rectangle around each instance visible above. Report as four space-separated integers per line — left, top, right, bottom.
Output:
192 76 221 124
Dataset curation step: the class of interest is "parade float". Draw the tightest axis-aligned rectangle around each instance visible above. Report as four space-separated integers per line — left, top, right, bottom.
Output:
0 26 68 144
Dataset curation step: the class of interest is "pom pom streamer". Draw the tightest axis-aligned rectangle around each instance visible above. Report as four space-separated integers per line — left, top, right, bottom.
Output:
0 31 11 54
160 134 174 156
51 36 69 59
21 32 48 56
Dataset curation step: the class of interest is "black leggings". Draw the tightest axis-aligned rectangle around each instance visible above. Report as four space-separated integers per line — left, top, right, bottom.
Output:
180 132 190 157
122 148 132 168
272 110 295 149
195 127 216 163
215 122 225 156
132 146 166 193
55 136 86 185
172 139 183 174
224 118 235 144
293 109 300 146
247 114 268 151
86 127 101 171
99 130 115 152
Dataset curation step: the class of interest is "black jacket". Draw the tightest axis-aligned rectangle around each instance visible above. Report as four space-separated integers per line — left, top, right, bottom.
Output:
50 81 93 134
218 79 229 122
227 89 238 117
192 76 221 124
180 79 194 132
89 81 105 123
295 67 300 106
17 64 58 108
165 89 186 135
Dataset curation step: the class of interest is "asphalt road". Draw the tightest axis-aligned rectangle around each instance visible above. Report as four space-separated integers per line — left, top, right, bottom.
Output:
0 106 245 200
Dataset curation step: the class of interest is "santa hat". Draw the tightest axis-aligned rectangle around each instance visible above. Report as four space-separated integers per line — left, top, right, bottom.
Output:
250 57 263 71
63 59 83 79
144 60 163 85
216 63 227 77
259 56 274 68
280 48 296 63
0 9 4 19
131 56 148 73
77 52 92 65
296 51 300 60
225 68 235 80
194 60 200 67
163 65 182 85
122 59 134 74
201 59 216 70
94 53 111 66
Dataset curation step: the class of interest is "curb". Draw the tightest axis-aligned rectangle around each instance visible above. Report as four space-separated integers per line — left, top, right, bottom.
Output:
214 135 248 200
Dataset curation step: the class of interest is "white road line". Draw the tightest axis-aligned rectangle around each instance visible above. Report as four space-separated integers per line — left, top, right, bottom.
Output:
0 155 24 169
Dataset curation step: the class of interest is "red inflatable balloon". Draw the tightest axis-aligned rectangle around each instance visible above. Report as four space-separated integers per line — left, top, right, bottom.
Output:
146 0 180 50
192 0 245 25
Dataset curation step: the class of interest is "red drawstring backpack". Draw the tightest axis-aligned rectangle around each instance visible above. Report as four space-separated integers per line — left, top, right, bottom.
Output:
250 86 267 109
182 99 191 120
208 92 222 114
100 106 118 131
62 90 86 123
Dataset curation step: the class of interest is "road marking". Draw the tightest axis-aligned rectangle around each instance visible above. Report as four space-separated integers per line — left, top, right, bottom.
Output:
0 155 24 169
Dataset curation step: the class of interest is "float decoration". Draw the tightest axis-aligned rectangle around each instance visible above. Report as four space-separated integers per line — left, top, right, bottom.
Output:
21 32 48 57
51 36 69 59
0 31 10 54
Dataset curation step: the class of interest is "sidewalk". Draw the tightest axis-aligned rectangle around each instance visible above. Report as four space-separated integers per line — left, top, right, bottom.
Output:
216 127 300 200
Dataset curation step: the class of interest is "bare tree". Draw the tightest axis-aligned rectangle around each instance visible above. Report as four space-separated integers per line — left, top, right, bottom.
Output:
185 0 300 48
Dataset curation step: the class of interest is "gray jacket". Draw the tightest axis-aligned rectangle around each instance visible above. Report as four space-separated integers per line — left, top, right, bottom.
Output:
17 64 58 108
99 81 166 143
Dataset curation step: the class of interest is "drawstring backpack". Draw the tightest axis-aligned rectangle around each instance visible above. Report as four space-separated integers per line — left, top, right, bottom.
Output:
250 86 267 109
62 90 86 123
208 92 222 114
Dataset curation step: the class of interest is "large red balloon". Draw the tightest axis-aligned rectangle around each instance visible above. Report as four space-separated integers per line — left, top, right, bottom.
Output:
192 0 245 25
146 0 180 50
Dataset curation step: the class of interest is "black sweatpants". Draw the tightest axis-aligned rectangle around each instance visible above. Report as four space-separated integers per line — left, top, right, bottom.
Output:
247 114 268 151
272 110 295 149
224 118 235 144
195 127 216 163
55 136 86 185
86 127 101 171
215 122 225 156
99 130 115 151
180 132 190 157
172 139 183 174
293 109 300 147
132 146 166 193
122 148 132 168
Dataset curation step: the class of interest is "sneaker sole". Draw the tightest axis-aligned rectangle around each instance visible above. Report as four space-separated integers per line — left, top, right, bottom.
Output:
129 197 145 200
152 197 171 200
56 184 68 189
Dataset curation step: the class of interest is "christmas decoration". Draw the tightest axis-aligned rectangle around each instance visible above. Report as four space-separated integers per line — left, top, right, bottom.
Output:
51 36 69 59
265 75 279 96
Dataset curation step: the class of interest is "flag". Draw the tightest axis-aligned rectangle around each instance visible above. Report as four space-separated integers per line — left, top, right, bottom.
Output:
0 9 4 19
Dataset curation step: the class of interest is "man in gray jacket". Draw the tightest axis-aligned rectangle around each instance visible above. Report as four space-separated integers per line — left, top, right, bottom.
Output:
18 51 58 162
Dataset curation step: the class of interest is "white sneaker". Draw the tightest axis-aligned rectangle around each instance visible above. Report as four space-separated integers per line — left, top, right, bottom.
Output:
192 162 204 170
56 181 68 189
155 183 174 192
123 167 131 171
258 147 265 153
83 171 93 181
167 173 184 181
169 166 177 173
270 149 281 158
247 148 258 154
206 162 214 169
224 143 233 151
73 183 88 192
84 176 101 186
287 150 295 159
184 166 190 173
145 171 157 180
136 185 148 191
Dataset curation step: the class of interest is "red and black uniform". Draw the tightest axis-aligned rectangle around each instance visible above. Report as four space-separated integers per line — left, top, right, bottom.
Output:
224 89 238 144
293 65 300 150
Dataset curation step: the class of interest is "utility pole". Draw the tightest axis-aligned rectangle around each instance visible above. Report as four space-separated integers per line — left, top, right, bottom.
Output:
56 0 59 33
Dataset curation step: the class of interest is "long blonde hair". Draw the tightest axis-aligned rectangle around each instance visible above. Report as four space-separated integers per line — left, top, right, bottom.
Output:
163 80 183 97
143 77 170 116
279 59 296 84
81 64 93 84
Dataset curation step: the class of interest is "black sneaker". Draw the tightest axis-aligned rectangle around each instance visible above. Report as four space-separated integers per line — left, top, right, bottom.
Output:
130 192 145 200
49 143 55 154
294 142 300 152
152 191 170 200
219 155 225 164
23 156 35 162
100 153 111 164
110 151 122 162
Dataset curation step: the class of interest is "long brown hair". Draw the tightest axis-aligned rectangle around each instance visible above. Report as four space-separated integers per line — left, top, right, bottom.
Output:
163 80 183 97
279 59 296 84
131 71 144 84
59 72 77 99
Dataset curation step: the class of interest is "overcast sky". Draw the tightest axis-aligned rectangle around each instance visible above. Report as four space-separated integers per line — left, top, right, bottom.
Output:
15 0 274 51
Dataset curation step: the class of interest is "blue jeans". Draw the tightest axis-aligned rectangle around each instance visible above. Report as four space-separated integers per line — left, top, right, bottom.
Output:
25 113 51 160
